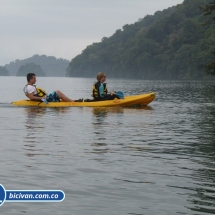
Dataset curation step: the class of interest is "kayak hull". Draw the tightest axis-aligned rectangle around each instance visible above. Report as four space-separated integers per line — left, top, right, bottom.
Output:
11 92 156 107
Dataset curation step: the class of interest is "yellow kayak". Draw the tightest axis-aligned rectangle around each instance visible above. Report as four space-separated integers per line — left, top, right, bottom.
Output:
11 92 156 107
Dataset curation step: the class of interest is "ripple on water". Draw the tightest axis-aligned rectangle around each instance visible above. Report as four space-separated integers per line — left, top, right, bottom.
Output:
0 78 215 215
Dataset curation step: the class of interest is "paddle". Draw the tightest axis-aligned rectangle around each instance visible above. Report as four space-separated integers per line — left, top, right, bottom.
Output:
41 98 49 104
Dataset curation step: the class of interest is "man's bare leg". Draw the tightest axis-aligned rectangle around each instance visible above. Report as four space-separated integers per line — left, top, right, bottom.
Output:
55 90 74 102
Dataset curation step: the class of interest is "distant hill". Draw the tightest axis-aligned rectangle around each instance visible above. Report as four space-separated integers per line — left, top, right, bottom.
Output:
66 0 215 79
0 66 9 76
5 55 70 77
17 63 46 77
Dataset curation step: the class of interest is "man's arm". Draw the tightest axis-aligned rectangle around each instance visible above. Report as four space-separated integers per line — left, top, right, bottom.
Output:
28 93 45 101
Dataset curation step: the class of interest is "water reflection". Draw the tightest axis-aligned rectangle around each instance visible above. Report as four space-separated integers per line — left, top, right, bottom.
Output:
23 107 46 157
164 96 215 214
52 107 71 114
23 107 70 157
25 107 46 138
90 106 154 155
89 107 123 154
187 106 215 214
92 106 124 117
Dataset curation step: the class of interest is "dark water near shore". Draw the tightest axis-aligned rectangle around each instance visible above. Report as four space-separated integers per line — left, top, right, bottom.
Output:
0 77 215 215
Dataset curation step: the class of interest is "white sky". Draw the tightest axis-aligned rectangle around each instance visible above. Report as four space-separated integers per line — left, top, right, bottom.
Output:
0 0 183 66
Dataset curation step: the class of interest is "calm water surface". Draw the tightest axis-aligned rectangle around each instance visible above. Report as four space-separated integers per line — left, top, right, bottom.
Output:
0 77 215 215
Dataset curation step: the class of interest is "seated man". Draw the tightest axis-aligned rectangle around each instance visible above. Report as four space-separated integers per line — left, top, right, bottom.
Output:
23 73 75 102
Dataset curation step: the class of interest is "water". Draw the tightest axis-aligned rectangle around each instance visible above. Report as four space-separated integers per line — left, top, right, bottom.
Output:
0 77 215 215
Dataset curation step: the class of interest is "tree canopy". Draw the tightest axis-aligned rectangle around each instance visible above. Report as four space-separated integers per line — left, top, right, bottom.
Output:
0 66 9 76
17 63 46 77
200 0 215 23
66 0 215 79
200 0 215 75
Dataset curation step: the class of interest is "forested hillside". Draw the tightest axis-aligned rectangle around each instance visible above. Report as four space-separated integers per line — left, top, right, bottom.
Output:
17 63 46 77
5 55 70 77
0 66 9 76
66 0 215 79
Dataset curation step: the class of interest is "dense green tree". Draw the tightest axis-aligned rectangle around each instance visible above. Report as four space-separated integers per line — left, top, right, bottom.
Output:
200 0 215 23
200 0 215 75
0 66 9 76
17 63 46 76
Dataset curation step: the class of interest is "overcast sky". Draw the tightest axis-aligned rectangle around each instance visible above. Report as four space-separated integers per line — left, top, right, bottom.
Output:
0 0 183 66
